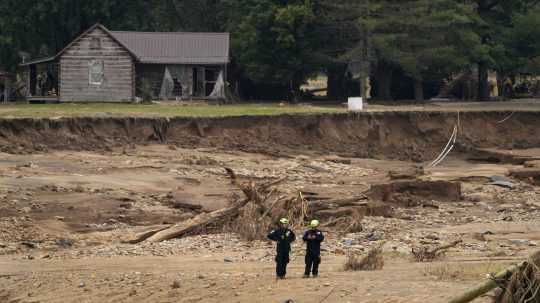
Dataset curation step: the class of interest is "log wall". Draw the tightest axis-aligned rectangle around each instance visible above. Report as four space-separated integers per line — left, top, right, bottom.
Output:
59 27 134 102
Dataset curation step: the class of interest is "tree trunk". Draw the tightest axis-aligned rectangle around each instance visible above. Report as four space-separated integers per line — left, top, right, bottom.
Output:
327 64 347 100
414 78 424 102
496 71 504 98
145 198 251 242
361 75 370 101
478 62 490 101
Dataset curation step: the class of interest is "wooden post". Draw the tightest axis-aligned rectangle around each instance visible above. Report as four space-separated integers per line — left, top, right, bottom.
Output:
223 64 228 100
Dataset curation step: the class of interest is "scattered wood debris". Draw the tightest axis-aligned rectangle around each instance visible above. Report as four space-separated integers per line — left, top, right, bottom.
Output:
412 240 462 262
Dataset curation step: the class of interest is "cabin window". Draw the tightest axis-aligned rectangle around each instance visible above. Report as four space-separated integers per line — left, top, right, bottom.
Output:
89 60 104 85
90 37 101 49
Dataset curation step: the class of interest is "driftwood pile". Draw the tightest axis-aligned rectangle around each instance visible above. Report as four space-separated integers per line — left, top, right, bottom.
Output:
126 168 375 243
448 251 540 303
496 251 540 303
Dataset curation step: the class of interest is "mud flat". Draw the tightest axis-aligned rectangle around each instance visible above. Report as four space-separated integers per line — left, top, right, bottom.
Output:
0 110 540 302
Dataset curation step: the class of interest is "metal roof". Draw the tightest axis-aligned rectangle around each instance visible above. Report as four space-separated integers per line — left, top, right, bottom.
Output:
19 24 230 67
110 31 230 64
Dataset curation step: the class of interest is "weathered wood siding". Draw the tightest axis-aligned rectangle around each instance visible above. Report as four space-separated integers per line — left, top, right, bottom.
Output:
59 27 134 102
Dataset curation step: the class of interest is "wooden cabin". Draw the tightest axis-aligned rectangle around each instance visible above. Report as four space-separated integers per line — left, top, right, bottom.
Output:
20 24 230 102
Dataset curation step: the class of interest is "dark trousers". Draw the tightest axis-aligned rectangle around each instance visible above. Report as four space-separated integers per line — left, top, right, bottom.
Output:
304 253 320 276
275 254 289 277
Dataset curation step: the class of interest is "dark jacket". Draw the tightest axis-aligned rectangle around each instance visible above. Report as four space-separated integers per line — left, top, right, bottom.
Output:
267 228 296 255
302 229 324 256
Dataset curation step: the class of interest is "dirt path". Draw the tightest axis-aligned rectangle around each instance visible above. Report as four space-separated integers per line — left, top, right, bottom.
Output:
0 254 488 303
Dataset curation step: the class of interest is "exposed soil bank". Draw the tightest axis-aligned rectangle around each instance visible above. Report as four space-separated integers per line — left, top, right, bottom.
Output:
1 111 539 161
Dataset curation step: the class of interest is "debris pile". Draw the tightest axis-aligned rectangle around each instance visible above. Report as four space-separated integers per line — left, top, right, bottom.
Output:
496 251 540 303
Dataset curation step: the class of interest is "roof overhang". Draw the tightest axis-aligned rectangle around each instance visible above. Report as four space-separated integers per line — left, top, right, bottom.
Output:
20 56 56 66
137 58 229 65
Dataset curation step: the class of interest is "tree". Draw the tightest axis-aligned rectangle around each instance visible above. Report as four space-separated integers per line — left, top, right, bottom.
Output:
223 0 319 97
310 0 363 99
504 8 540 69
461 0 540 100
355 0 480 101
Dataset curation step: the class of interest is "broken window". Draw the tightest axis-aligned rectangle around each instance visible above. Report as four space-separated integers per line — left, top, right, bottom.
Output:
89 60 104 85
205 68 220 96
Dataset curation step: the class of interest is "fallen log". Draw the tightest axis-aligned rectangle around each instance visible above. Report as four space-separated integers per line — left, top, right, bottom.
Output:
316 207 357 219
122 224 172 244
308 197 368 212
311 201 370 213
259 197 282 221
447 262 524 303
224 167 285 214
145 198 250 242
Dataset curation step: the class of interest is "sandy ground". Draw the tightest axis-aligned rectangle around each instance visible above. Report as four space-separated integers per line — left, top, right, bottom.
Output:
0 254 494 303
0 145 539 302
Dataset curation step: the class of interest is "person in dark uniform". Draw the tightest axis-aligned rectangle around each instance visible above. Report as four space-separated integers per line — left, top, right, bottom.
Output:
267 218 296 279
302 219 324 278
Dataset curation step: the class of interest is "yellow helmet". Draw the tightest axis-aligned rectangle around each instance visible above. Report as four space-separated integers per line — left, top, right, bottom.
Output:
279 218 289 224
309 220 320 228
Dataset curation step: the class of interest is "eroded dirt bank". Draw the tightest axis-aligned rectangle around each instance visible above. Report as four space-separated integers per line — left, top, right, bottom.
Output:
1 111 539 160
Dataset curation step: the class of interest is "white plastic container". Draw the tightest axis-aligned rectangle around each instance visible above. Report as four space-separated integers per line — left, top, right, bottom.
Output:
348 97 363 111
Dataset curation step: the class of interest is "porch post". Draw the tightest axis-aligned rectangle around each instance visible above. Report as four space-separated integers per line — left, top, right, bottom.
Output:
223 64 228 99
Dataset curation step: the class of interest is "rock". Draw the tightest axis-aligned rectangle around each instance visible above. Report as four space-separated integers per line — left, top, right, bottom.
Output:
510 239 534 246
342 239 354 246
171 280 181 289
55 216 65 221
78 282 86 288
21 241 36 249
56 239 74 248
224 257 234 263
129 289 137 296
20 207 32 214
466 192 491 203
